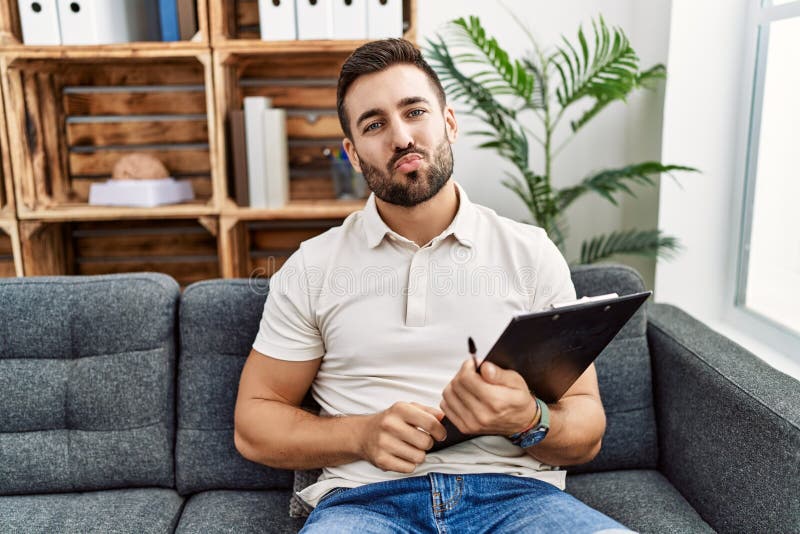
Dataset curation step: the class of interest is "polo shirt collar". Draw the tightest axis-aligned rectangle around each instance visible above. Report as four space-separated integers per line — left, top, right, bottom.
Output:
362 180 477 249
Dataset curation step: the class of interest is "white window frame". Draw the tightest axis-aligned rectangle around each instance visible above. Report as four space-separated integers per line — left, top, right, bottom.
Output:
724 0 800 367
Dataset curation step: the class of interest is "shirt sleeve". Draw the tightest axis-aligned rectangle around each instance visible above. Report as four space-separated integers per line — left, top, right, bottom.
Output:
532 231 577 311
252 248 325 361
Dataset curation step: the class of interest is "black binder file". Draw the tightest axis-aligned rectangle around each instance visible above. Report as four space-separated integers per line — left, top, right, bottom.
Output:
430 290 652 452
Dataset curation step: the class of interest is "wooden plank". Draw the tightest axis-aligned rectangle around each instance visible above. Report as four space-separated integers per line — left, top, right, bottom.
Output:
289 142 342 168
64 90 207 116
75 231 218 258
241 85 336 108
57 61 204 86
287 114 342 139
66 119 209 146
0 232 12 254
22 71 52 205
238 53 348 79
249 226 334 250
37 72 70 202
69 148 211 175
290 176 336 200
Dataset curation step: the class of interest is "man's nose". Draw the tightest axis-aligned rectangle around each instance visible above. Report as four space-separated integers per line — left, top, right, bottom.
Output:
389 120 415 151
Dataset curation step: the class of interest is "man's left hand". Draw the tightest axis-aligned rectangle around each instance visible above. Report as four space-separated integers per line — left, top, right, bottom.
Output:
440 358 538 436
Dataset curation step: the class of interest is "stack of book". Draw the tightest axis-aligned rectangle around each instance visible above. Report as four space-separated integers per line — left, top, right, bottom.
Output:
228 96 290 209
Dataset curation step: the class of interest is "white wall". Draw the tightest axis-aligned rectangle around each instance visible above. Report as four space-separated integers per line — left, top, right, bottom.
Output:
417 0 673 290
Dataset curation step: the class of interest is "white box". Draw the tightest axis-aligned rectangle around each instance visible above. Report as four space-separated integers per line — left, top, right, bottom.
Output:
331 0 366 40
18 0 62 45
366 0 402 39
88 178 195 208
296 0 333 40
244 96 271 208
258 0 297 40
57 0 155 45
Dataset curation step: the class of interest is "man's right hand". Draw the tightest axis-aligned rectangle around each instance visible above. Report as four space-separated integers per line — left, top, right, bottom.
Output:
358 401 447 473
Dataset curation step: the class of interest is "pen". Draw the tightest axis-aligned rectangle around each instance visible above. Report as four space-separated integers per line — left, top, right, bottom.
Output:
468 336 479 370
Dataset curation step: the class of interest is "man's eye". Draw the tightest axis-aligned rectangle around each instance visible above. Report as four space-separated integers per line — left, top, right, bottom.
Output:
364 121 382 132
409 109 426 117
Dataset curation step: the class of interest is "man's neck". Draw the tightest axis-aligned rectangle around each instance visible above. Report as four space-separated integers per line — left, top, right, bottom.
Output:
374 179 459 248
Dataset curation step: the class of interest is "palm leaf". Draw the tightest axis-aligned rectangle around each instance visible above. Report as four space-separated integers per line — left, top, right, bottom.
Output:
579 229 681 264
552 16 639 119
556 162 698 211
448 16 536 103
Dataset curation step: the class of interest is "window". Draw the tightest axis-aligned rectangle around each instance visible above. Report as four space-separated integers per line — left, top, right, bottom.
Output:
737 0 800 336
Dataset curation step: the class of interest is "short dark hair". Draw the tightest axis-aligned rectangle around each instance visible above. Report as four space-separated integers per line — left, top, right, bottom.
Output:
336 38 447 140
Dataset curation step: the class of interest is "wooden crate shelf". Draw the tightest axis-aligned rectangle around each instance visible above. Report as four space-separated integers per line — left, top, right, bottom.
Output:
210 0 416 45
0 0 417 282
19 217 219 286
0 1 210 47
0 53 220 218
212 46 358 210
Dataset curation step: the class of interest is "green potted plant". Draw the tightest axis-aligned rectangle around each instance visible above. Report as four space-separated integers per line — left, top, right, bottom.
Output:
425 15 697 265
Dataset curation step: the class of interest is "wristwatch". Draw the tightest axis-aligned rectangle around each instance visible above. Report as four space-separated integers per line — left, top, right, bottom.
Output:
509 397 550 448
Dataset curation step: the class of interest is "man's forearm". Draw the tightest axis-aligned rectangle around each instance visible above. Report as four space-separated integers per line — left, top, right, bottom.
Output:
523 394 606 466
234 399 367 470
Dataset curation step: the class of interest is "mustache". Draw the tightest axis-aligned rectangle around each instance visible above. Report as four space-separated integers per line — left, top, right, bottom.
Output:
388 147 428 171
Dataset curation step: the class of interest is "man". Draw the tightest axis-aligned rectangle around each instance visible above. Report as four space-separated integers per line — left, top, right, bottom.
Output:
234 39 633 533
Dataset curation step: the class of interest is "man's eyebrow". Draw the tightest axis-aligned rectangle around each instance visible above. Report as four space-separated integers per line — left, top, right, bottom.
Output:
355 96 432 127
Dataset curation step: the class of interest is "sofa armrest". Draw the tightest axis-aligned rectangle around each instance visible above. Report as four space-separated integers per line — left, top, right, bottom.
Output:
647 303 800 533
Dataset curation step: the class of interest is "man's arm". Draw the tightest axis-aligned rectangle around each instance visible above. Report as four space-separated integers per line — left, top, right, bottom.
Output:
440 360 605 467
234 348 447 473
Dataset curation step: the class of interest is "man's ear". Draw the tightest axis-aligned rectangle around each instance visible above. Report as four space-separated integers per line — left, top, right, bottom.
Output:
444 104 458 143
342 137 362 173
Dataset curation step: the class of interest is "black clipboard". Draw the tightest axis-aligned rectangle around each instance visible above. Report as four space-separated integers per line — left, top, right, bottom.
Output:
429 290 652 452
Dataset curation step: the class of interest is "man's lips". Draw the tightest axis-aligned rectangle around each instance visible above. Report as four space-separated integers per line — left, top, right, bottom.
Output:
394 154 423 172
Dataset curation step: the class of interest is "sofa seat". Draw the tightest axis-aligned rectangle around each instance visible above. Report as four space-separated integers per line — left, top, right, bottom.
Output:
175 490 306 533
0 488 184 533
566 469 714 533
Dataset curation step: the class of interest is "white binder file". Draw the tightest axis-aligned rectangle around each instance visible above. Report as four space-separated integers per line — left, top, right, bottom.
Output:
57 0 153 45
18 0 62 45
331 0 366 40
366 0 402 39
244 96 271 208
262 108 289 209
296 0 333 40
258 0 297 41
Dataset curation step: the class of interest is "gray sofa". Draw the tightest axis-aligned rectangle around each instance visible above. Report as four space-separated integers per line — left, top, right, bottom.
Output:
0 266 797 533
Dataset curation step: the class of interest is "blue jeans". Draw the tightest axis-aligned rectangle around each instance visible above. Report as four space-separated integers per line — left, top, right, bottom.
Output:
300 472 635 533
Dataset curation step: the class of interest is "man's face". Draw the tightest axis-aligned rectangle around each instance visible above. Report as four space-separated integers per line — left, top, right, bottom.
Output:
342 64 458 207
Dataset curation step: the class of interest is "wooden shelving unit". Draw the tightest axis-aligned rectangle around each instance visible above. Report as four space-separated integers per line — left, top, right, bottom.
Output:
0 0 415 281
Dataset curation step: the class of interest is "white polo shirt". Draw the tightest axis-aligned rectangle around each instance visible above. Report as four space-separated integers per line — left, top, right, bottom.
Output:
252 180 577 507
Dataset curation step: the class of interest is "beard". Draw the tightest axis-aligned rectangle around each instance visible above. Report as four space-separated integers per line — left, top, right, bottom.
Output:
355 132 454 208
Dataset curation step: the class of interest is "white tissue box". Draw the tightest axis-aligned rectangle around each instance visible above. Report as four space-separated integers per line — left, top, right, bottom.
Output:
89 178 195 208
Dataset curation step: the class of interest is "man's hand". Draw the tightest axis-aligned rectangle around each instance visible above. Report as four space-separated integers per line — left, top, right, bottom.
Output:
357 401 447 474
440 358 538 436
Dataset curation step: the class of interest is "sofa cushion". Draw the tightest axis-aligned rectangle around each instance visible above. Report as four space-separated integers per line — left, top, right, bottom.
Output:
0 488 184 533
175 490 306 534
567 264 659 473
0 274 179 494
566 469 713 533
176 280 293 495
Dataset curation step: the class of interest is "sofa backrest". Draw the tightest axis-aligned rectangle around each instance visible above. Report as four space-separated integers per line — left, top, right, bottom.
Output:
567 264 658 473
176 279 293 495
0 273 179 495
